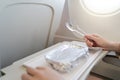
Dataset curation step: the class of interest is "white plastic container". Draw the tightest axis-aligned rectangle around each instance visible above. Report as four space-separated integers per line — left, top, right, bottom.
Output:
45 41 88 72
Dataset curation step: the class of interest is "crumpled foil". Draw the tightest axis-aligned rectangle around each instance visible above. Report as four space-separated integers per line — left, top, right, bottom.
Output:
45 42 88 72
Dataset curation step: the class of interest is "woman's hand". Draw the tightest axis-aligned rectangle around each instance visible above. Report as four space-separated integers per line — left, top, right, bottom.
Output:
22 66 64 80
84 34 116 51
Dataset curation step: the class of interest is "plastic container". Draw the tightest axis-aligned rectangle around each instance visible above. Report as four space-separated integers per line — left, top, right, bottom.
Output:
45 42 88 72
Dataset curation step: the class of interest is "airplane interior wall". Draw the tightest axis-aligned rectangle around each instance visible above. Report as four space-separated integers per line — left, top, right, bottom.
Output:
54 0 120 79
0 0 65 68
55 0 120 43
0 5 52 68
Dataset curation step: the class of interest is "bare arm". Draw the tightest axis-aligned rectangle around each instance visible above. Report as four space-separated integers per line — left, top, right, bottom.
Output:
84 34 120 53
109 42 120 53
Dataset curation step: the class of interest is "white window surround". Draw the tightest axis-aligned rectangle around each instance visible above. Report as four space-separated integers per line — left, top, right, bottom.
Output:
80 0 120 16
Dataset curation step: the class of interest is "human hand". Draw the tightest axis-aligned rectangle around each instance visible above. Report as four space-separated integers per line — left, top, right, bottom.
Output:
22 66 64 80
84 34 113 50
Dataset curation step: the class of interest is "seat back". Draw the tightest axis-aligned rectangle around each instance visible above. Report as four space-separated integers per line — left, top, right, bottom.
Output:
0 0 65 68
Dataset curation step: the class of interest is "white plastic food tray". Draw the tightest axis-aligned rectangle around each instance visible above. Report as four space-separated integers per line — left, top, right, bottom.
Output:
23 41 102 80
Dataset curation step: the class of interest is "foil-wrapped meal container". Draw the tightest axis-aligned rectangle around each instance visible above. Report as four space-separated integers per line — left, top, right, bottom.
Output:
45 42 88 72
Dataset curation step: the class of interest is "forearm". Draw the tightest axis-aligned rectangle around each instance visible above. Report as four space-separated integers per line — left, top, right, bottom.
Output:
117 43 120 53
109 42 120 53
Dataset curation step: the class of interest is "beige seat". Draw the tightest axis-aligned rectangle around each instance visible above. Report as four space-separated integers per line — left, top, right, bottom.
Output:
103 55 120 67
92 51 120 80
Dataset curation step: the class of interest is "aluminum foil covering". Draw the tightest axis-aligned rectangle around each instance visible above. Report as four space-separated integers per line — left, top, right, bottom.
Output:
45 42 88 72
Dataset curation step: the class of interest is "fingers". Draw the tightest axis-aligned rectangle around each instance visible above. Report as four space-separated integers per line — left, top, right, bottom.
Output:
84 34 100 47
85 34 97 42
22 66 64 80
84 37 93 47
25 66 38 76
36 66 46 70
92 34 100 37
22 66 44 80
22 73 33 80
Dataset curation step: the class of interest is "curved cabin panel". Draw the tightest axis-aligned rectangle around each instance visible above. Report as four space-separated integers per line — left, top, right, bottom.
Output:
0 0 65 68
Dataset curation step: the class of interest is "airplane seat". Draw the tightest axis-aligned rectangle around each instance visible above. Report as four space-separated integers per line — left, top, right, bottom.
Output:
103 54 120 67
92 51 120 80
